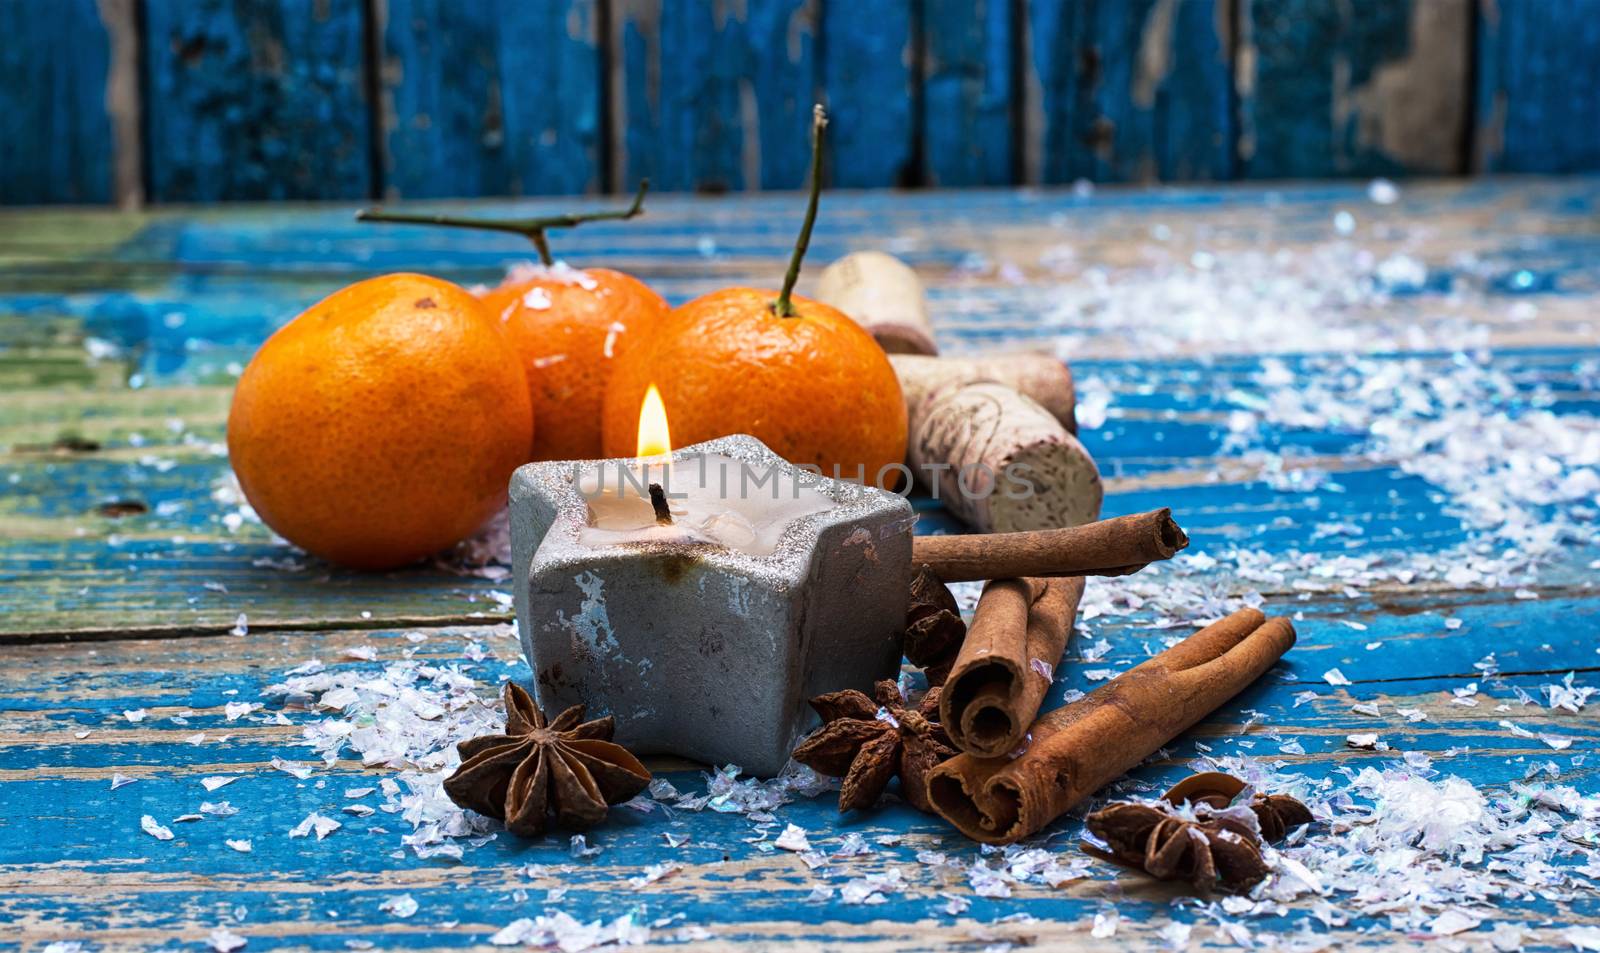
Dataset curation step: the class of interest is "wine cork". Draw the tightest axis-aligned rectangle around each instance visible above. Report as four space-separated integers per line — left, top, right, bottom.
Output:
891 352 1076 433
815 251 939 356
909 381 1101 533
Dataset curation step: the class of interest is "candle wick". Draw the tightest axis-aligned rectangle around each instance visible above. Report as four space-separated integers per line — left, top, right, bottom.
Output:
648 483 673 525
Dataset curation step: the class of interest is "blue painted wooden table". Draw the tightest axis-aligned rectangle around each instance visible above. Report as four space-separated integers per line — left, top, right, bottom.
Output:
3 178 1599 949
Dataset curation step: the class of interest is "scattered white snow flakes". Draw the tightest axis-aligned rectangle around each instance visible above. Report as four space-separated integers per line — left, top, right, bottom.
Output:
124 708 148 723
379 894 418 919
270 757 315 780
140 815 174 841
1344 733 1387 751
208 928 248 952
224 701 262 722
840 868 905 905
488 911 648 950
1428 909 1481 935
1545 672 1597 713
110 772 139 790
626 862 680 887
225 839 252 853
289 812 341 840
1091 907 1119 938
1540 734 1575 751
774 823 810 852
200 801 239 816
1322 668 1352 687
229 613 248 637
1158 920 1192 949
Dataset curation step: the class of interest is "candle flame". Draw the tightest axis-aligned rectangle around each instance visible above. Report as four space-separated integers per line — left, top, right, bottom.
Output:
636 383 672 458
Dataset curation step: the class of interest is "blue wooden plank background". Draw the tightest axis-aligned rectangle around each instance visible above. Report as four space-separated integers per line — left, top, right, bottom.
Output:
3 0 1600 204
0 0 117 204
143 0 372 202
380 0 602 198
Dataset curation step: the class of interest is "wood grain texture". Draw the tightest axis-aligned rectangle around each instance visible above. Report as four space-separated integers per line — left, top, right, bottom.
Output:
922 0 1013 186
1237 0 1471 178
1 604 1595 948
0 0 117 204
144 0 372 201
611 0 818 193
1475 0 1600 173
1022 0 1233 184
821 0 916 187
2 181 1600 948
378 0 601 198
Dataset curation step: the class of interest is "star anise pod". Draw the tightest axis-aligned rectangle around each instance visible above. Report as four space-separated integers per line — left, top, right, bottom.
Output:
790 679 956 812
1081 773 1313 894
902 566 966 686
1083 802 1269 894
443 682 650 836
1164 771 1314 842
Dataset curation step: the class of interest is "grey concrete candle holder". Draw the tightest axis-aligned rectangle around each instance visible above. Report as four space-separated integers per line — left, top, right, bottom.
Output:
509 434 916 777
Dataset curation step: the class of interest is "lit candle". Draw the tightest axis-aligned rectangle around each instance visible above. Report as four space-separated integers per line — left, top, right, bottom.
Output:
577 384 837 555
508 386 916 776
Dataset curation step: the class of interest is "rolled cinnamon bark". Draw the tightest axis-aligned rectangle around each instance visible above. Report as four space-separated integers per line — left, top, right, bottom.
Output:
909 381 1101 533
892 353 1077 434
910 508 1187 583
928 608 1296 845
815 251 938 355
940 576 1086 758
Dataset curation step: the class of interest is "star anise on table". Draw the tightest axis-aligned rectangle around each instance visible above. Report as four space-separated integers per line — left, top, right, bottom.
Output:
790 679 956 812
1081 773 1312 894
443 682 650 836
902 566 966 686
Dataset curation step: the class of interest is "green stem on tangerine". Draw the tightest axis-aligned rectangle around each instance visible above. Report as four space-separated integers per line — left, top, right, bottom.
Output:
356 179 650 267
773 104 828 318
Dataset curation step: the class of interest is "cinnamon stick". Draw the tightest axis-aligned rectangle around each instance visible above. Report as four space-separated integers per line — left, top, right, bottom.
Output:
910 508 1188 583
927 608 1296 845
940 576 1085 758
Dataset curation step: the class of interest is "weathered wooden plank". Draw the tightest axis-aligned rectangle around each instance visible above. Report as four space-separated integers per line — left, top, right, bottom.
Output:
1022 0 1233 184
1 608 1594 949
611 0 818 194
0 0 120 205
1475 0 1600 174
144 0 372 202
1237 0 1471 178
821 0 916 188
378 0 601 199
922 0 1013 187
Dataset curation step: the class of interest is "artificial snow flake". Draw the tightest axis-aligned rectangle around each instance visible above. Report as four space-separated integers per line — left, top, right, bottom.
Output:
379 894 418 919
289 812 341 840
1429 909 1481 935
774 824 810 852
1322 669 1351 687
110 773 139 790
1091 907 1119 938
124 709 147 723
270 757 315 780
208 928 248 952
225 839 252 853
140 815 174 840
627 863 680 887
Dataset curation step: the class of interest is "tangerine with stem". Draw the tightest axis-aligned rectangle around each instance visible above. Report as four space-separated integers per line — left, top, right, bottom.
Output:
601 106 907 484
359 183 669 461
